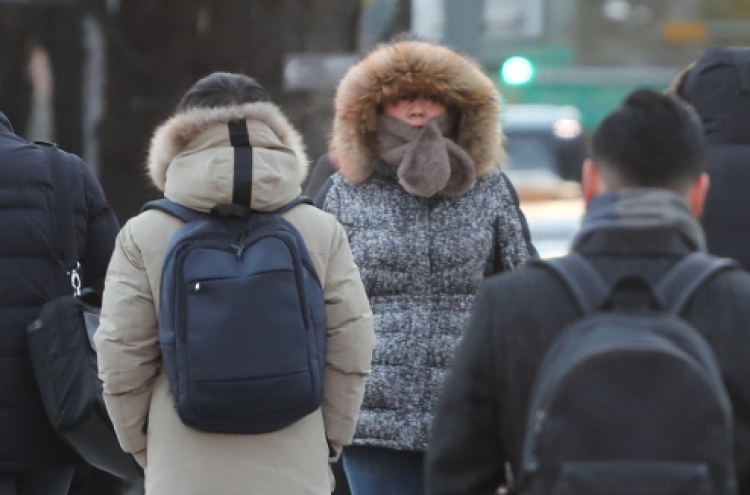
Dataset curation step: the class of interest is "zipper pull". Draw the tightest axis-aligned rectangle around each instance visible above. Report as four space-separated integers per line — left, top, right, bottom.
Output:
229 242 247 260
230 229 253 260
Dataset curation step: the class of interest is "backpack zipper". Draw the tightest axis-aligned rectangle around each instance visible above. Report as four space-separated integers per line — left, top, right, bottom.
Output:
228 229 254 260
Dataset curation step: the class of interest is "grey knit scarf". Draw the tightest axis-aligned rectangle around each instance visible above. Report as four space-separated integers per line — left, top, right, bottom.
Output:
574 188 707 251
377 114 476 198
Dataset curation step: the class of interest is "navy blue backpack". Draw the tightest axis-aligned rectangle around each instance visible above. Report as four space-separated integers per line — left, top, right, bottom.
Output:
142 120 327 434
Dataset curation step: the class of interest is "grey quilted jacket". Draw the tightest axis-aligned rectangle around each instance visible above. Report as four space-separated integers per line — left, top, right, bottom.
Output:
321 165 536 451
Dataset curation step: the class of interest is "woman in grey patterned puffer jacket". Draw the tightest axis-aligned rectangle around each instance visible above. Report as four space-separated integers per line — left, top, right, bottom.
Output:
316 39 537 495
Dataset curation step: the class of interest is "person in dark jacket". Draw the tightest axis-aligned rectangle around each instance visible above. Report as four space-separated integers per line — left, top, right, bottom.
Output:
0 111 119 495
317 39 536 495
669 47 750 270
425 89 750 495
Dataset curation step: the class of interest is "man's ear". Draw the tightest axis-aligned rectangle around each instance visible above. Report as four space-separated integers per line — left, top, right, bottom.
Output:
582 159 603 206
687 173 710 218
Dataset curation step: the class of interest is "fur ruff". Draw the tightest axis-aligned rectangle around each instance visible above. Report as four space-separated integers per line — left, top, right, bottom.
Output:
330 41 504 183
147 102 309 191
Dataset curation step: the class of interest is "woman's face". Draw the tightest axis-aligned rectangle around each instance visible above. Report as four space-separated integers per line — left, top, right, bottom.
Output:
384 97 446 128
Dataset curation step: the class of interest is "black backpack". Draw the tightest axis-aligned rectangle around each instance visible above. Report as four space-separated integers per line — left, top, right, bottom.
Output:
519 251 739 495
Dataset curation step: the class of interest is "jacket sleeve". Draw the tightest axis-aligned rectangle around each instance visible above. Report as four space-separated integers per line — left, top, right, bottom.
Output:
94 221 160 462
321 219 375 458
494 173 538 273
425 282 507 495
77 157 120 294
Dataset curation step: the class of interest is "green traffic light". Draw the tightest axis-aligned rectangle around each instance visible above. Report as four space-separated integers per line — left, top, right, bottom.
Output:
501 56 535 86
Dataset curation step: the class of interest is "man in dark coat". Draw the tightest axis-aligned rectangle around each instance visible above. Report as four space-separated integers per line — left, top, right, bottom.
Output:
0 111 119 494
425 90 750 494
671 47 750 269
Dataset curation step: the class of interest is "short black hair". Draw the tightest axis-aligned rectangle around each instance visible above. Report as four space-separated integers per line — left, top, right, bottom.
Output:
591 89 705 192
176 72 271 113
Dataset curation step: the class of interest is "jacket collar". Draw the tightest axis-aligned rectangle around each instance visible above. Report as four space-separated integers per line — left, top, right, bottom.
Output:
575 227 695 258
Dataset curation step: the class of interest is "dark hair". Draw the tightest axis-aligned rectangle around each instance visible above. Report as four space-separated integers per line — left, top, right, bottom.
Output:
176 72 271 113
591 89 705 192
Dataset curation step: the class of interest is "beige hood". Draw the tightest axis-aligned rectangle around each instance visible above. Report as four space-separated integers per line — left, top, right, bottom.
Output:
147 102 309 212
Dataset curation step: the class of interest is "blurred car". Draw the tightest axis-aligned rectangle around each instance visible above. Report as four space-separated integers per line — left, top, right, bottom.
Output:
502 104 587 258
503 104 588 183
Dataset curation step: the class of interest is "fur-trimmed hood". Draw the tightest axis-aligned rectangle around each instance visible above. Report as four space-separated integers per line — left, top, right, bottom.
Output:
147 102 309 212
330 40 504 183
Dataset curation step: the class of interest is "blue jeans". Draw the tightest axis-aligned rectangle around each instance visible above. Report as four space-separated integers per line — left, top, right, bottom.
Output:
0 468 73 495
343 446 424 495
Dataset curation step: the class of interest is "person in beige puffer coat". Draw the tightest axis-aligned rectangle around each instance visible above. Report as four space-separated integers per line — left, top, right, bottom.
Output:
94 73 375 495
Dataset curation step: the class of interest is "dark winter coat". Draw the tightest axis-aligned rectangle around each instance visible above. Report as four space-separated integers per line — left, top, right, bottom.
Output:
0 112 119 472
425 226 750 495
678 47 750 269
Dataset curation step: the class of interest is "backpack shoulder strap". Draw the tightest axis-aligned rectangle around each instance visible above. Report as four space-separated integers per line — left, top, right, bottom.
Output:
273 196 314 215
538 252 611 314
653 252 740 315
314 177 334 209
141 199 206 224
37 141 78 271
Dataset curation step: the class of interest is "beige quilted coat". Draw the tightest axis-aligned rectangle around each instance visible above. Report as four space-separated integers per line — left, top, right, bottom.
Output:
94 102 375 495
